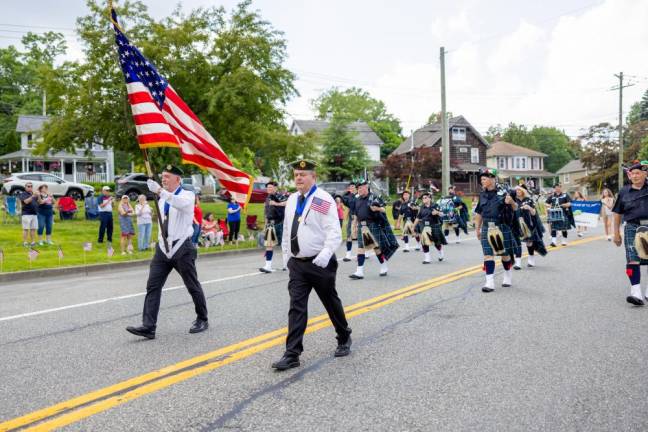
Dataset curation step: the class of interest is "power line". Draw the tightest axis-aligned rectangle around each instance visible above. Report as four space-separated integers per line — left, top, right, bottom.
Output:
0 23 75 32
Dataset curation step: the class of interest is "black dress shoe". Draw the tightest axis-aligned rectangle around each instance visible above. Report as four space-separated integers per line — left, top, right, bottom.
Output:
342 257 352 262
349 274 364 279
259 267 272 273
334 335 352 357
626 296 645 306
189 319 209 334
271 355 300 371
482 286 495 293
126 326 156 339
422 260 431 264
513 265 521 270
403 249 410 253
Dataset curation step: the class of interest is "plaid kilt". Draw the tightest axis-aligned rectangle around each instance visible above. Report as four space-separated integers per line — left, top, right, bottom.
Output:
418 222 447 246
624 223 648 264
480 222 516 257
358 222 399 260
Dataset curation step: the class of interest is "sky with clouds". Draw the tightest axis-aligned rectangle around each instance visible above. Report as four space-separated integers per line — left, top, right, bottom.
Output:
2 0 647 138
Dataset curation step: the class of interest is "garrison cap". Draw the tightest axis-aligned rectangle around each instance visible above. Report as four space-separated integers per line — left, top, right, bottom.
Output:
163 164 184 176
627 160 648 172
289 159 317 170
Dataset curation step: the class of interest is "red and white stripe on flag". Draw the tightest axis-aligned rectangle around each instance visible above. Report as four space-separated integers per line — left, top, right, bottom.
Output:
126 82 252 206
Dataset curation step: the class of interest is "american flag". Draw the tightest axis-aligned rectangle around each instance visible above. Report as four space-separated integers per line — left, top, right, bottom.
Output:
310 197 331 215
83 242 93 252
28 248 39 261
57 246 64 260
111 8 252 206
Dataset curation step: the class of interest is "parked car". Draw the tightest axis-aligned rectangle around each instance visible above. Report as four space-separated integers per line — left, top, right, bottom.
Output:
1 172 94 200
116 173 202 201
319 180 387 199
219 181 268 203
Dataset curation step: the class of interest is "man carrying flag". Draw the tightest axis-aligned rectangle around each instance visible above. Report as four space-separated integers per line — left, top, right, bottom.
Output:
109 7 218 339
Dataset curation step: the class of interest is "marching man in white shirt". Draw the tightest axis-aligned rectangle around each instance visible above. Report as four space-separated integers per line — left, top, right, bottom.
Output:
271 159 352 371
126 165 209 339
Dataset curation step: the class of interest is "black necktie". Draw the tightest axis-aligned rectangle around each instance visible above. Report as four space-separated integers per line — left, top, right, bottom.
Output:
291 195 305 255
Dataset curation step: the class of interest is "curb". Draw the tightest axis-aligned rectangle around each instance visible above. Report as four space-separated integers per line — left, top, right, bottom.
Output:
0 247 263 284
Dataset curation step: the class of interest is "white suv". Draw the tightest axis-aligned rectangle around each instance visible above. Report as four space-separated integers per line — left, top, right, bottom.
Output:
2 172 94 200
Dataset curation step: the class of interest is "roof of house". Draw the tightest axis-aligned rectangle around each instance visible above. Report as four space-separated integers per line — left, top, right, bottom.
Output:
486 140 547 157
291 119 384 147
391 115 490 155
555 159 587 174
16 115 49 133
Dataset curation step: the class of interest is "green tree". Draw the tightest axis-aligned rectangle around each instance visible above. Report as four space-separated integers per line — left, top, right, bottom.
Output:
320 118 370 181
529 126 575 173
312 87 402 159
42 0 297 175
580 123 619 192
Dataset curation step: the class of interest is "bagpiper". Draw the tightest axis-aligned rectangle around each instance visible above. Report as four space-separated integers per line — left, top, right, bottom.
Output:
399 190 419 253
412 192 447 263
341 181 357 262
473 168 518 292
513 184 547 268
612 160 648 305
349 180 399 279
545 183 575 247
443 185 469 243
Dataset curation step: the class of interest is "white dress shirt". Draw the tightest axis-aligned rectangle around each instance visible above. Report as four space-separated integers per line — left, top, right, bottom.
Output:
157 186 195 258
281 186 342 263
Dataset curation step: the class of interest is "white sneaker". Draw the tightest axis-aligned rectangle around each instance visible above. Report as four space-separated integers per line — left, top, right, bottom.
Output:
607 236 612 241
527 255 536 267
423 252 431 264
456 237 461 244
561 239 567 246
380 262 388 276
349 269 364 279
514 257 521 270
437 248 444 261
577 232 583 238
502 270 512 287
415 244 421 251
482 276 495 292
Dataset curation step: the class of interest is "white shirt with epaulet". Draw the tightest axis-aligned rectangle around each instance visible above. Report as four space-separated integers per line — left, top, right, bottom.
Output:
281 186 342 262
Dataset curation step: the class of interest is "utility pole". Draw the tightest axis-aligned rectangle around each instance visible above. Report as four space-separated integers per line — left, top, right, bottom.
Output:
440 47 450 192
613 72 634 190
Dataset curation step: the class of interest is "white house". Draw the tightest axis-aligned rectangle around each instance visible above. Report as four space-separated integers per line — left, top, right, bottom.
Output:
486 138 555 189
0 115 115 183
289 119 383 163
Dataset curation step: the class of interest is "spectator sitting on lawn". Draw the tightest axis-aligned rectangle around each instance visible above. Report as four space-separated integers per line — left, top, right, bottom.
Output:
57 196 77 220
118 195 135 255
202 213 224 247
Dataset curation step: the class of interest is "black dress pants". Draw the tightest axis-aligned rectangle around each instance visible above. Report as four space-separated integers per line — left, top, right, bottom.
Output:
142 238 208 329
285 255 351 356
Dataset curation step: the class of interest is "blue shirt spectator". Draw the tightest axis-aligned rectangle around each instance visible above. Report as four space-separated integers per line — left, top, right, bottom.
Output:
227 202 241 222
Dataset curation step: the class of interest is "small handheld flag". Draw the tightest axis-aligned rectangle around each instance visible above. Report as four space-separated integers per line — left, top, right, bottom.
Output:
83 242 93 252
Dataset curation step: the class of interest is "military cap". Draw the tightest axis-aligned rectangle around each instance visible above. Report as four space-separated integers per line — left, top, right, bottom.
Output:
162 164 184 176
356 178 369 186
289 159 317 170
420 192 431 198
266 181 278 187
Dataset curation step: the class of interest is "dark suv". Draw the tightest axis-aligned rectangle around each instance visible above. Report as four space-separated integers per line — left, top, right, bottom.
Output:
115 173 154 201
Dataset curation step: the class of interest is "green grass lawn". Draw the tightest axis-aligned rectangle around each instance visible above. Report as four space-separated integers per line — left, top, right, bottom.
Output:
0 201 265 273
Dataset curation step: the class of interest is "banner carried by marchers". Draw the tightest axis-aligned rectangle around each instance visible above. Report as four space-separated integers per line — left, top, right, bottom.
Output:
110 5 252 207
571 201 602 228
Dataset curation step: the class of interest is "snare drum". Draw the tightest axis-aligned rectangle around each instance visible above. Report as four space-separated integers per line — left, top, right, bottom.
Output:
547 207 565 223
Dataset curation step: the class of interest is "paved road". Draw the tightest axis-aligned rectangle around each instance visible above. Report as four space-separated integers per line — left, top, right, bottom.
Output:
0 227 645 431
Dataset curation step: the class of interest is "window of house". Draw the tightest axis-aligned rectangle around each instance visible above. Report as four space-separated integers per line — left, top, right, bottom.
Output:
471 148 479 163
498 157 506 169
521 158 526 169
459 147 468 153
451 127 466 141
564 173 570 183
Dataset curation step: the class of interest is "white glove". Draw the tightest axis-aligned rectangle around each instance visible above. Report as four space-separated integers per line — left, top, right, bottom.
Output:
146 179 161 194
312 249 332 268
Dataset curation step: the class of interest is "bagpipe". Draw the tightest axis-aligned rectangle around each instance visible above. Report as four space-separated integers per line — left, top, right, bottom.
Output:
486 222 506 256
360 221 380 253
437 198 457 231
420 222 434 246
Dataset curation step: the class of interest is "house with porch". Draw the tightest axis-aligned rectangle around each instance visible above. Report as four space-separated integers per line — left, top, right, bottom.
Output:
485 138 555 191
289 119 384 163
0 115 115 183
391 115 490 195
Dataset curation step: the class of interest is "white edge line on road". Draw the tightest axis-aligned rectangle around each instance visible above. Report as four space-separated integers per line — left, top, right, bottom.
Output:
0 237 478 323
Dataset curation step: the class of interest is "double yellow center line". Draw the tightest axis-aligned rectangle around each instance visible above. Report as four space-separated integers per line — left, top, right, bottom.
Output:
0 236 602 431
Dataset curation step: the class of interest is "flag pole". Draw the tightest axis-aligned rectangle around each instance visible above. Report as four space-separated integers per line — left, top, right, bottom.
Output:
142 148 170 253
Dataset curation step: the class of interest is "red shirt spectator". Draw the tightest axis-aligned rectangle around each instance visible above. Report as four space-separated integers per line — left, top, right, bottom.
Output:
193 205 203 227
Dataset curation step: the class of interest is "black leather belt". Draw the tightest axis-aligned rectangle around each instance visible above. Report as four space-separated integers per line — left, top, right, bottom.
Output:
294 256 315 261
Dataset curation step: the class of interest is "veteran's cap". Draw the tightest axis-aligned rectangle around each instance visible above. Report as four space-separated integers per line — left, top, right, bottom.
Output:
289 159 318 170
163 164 184 176
626 160 648 172
478 167 498 178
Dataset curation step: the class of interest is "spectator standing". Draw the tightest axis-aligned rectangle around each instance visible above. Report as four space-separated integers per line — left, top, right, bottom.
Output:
19 182 38 247
98 186 114 244
335 195 345 227
135 194 153 250
36 185 55 245
601 188 615 241
226 197 241 244
192 194 203 247
118 195 135 254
